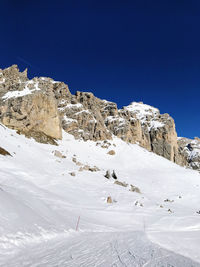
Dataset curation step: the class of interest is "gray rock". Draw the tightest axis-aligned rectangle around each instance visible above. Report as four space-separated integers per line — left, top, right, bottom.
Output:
107 150 116 155
0 65 197 170
112 170 117 180
130 185 141 193
54 150 66 158
104 170 111 179
0 146 11 156
114 180 128 187
178 137 200 171
107 196 112 203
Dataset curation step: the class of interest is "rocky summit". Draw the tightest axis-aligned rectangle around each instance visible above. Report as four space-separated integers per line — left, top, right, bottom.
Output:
0 65 199 171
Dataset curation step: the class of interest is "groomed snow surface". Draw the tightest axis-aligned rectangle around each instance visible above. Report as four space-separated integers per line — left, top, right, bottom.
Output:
0 125 200 266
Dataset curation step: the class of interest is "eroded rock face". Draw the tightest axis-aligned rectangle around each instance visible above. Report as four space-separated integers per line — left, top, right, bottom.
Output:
178 137 200 171
59 92 112 141
103 101 180 163
0 65 198 170
0 66 62 141
122 103 180 162
1 92 62 139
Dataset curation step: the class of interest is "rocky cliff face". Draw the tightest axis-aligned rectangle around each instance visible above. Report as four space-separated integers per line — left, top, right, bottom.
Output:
0 65 199 171
178 137 200 171
0 65 62 143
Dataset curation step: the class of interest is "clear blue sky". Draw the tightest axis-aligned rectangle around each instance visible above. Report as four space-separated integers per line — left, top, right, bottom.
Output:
1 0 200 138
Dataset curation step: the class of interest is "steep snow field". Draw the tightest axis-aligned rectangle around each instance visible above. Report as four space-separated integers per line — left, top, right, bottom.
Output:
0 124 200 266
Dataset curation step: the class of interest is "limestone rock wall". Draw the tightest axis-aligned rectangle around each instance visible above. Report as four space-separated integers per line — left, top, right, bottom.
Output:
0 65 198 171
0 66 62 141
178 137 200 171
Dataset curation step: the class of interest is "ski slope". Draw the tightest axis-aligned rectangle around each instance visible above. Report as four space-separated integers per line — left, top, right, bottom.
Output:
0 124 200 266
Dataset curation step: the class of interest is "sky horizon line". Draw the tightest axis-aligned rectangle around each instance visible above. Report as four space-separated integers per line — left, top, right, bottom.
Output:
1 62 198 140
1 1 199 139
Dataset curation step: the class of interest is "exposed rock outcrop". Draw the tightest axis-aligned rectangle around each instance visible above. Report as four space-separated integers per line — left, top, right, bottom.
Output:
130 185 141 193
178 137 200 171
107 196 113 203
0 65 198 171
0 65 62 142
119 102 179 163
54 150 66 158
60 91 112 141
114 180 128 187
0 146 11 156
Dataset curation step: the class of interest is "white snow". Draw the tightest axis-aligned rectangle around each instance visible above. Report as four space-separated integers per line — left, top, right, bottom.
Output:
0 78 5 84
0 125 200 266
65 103 83 109
75 109 91 115
40 77 49 81
63 116 77 124
124 102 159 118
51 81 61 84
40 77 61 84
58 107 66 112
2 80 41 100
106 116 126 124
149 120 165 130
123 102 165 130
89 118 97 123
59 99 67 105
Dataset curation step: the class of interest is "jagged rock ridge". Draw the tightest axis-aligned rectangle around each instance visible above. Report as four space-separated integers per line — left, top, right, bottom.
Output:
0 65 199 171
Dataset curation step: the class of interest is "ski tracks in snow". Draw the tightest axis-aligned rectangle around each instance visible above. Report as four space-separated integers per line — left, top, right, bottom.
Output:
1 231 199 267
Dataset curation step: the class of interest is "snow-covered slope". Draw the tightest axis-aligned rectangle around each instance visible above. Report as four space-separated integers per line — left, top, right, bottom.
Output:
0 125 200 266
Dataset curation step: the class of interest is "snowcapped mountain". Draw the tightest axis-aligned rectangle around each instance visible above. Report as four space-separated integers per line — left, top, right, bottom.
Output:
0 65 199 170
0 65 200 266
